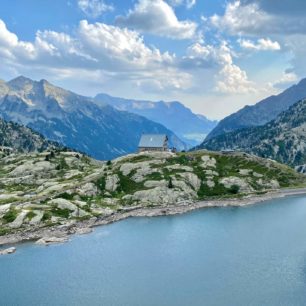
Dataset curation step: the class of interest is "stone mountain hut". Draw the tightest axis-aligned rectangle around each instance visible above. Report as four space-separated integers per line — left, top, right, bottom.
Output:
138 134 168 152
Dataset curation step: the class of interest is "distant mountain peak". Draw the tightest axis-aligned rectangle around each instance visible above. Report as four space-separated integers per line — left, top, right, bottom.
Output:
0 75 186 160
8 75 34 88
94 93 217 146
201 98 306 169
206 77 306 140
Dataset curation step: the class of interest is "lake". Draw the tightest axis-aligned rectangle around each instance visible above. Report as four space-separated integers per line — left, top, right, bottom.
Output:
1 195 306 306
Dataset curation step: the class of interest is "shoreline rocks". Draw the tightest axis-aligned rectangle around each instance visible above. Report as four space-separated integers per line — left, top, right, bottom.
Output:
0 247 16 255
35 236 69 246
1 188 306 249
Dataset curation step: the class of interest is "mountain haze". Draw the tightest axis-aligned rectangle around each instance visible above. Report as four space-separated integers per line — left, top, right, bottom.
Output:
94 93 217 146
206 78 306 140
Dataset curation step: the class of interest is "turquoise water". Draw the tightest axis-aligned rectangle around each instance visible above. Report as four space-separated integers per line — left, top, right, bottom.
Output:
1 195 306 306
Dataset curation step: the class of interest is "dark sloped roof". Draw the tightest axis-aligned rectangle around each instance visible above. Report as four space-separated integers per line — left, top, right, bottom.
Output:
138 134 167 148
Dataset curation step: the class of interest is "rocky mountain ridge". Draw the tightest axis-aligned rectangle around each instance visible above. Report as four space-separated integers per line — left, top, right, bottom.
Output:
200 99 306 172
94 93 217 146
0 117 61 153
0 76 186 160
206 78 306 140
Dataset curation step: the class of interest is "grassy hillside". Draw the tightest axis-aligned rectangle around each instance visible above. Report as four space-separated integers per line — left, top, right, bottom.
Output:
0 150 304 237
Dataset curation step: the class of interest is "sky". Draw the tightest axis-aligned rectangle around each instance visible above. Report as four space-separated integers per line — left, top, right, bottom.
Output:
0 0 305 120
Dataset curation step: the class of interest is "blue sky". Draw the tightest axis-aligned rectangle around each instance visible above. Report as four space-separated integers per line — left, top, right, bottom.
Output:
0 0 305 119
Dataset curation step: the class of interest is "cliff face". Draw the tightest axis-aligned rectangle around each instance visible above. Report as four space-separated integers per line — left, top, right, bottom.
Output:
0 150 303 238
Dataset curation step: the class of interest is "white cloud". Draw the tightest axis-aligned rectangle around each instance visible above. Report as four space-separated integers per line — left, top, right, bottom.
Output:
239 38 281 51
208 0 306 81
214 42 255 94
0 16 256 110
78 20 174 70
115 0 197 40
183 41 255 94
0 19 35 60
169 0 196 9
271 72 298 89
0 18 191 95
210 0 306 36
77 0 113 18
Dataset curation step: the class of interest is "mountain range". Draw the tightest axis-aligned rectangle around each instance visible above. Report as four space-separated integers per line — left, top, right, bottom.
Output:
0 76 187 160
206 78 306 140
200 99 306 171
94 93 217 146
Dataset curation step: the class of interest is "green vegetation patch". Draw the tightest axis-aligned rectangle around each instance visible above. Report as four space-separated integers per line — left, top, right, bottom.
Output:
95 176 106 193
3 208 18 223
50 207 71 219
55 192 75 201
26 210 37 221
116 172 144 195
0 227 9 236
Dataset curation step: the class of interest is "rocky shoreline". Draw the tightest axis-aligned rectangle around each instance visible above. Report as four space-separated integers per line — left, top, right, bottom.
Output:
1 187 306 252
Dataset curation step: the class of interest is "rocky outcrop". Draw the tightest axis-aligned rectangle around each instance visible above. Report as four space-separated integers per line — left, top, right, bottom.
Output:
123 186 192 206
35 236 69 245
201 155 216 168
220 177 254 193
0 150 303 241
201 99 306 169
0 247 16 255
105 175 119 192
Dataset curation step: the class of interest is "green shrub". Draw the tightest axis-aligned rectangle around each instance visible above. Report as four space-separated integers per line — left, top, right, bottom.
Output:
56 192 74 200
229 184 240 194
0 227 9 236
51 208 70 219
168 177 173 189
56 158 69 170
26 211 36 221
96 176 106 192
3 208 18 223
42 211 52 221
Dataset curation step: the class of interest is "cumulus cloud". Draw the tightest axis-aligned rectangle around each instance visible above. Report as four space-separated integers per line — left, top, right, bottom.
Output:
271 72 298 89
77 0 113 18
241 0 306 16
182 41 255 94
115 0 197 39
0 18 192 95
168 0 196 9
78 20 174 70
239 38 281 51
0 16 257 98
209 1 306 80
210 1 306 36
213 42 255 94
0 19 35 60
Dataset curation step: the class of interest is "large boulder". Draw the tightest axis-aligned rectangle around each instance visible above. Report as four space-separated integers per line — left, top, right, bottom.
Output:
105 174 119 192
201 155 216 168
123 186 192 206
220 176 253 193
0 247 16 255
77 182 98 196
